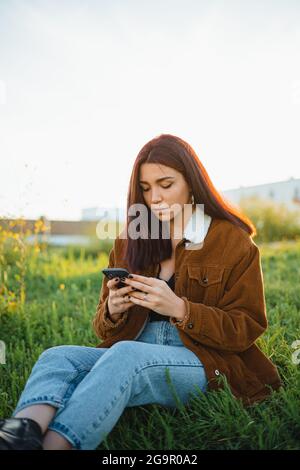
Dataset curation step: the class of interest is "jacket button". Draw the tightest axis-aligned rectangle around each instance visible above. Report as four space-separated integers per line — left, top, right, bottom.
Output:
215 369 220 376
187 323 193 329
202 277 208 284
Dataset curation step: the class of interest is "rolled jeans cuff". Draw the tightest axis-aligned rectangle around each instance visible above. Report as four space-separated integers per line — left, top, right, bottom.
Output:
47 421 82 450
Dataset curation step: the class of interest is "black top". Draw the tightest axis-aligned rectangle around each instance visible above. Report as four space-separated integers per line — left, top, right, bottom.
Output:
148 263 175 322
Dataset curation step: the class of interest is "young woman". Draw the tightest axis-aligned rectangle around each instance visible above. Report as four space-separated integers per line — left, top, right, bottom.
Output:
0 134 282 450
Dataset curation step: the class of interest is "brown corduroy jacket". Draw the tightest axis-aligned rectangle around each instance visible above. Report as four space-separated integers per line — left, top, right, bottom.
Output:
92 217 283 407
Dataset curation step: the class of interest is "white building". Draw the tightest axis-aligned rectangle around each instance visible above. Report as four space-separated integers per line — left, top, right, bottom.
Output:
221 177 300 211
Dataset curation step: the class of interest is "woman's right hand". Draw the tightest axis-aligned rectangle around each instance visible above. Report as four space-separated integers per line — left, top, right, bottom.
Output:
107 277 136 320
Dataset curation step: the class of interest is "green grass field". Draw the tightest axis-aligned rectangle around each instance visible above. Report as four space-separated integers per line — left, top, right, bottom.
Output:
0 240 300 450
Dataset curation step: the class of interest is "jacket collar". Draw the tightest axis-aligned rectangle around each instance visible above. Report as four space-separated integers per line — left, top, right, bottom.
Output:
183 204 212 249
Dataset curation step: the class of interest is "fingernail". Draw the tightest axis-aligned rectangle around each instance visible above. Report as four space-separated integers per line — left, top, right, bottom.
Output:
128 274 133 278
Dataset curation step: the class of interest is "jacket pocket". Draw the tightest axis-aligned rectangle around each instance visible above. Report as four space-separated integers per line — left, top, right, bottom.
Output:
187 265 225 305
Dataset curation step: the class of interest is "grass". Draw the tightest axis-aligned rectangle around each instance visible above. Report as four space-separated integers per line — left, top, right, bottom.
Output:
0 240 300 450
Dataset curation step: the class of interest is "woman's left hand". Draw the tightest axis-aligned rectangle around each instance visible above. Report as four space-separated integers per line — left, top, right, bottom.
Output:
123 274 184 319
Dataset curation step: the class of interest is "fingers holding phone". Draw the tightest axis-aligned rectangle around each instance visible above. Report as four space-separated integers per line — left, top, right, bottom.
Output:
107 277 135 317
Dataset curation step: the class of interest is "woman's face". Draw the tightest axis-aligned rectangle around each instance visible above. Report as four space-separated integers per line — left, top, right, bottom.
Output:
139 163 192 223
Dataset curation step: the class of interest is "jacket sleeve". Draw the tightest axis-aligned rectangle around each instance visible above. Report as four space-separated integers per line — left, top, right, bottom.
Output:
170 242 268 352
92 244 129 341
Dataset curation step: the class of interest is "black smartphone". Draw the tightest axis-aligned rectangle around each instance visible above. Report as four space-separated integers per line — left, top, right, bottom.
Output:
102 268 130 288
102 268 143 292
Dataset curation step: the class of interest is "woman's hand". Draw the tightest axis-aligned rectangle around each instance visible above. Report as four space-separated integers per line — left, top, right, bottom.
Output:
106 277 136 320
123 274 186 320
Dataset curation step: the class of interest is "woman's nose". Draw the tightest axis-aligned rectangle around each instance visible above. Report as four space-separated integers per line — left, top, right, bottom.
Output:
151 192 163 203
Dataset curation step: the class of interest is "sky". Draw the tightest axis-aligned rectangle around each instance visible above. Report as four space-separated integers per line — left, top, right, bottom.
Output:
0 0 299 221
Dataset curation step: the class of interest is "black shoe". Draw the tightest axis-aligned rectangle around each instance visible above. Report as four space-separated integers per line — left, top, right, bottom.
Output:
0 417 44 450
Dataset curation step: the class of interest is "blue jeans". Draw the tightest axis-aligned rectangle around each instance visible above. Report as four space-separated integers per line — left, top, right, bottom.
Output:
12 319 208 450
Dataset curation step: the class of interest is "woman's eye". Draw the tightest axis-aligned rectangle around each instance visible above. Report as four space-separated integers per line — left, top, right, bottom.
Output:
141 184 172 192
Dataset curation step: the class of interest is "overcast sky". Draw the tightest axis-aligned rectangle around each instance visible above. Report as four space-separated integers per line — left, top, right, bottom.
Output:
0 0 299 220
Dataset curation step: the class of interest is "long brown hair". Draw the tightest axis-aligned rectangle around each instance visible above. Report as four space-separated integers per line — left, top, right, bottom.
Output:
121 133 256 273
